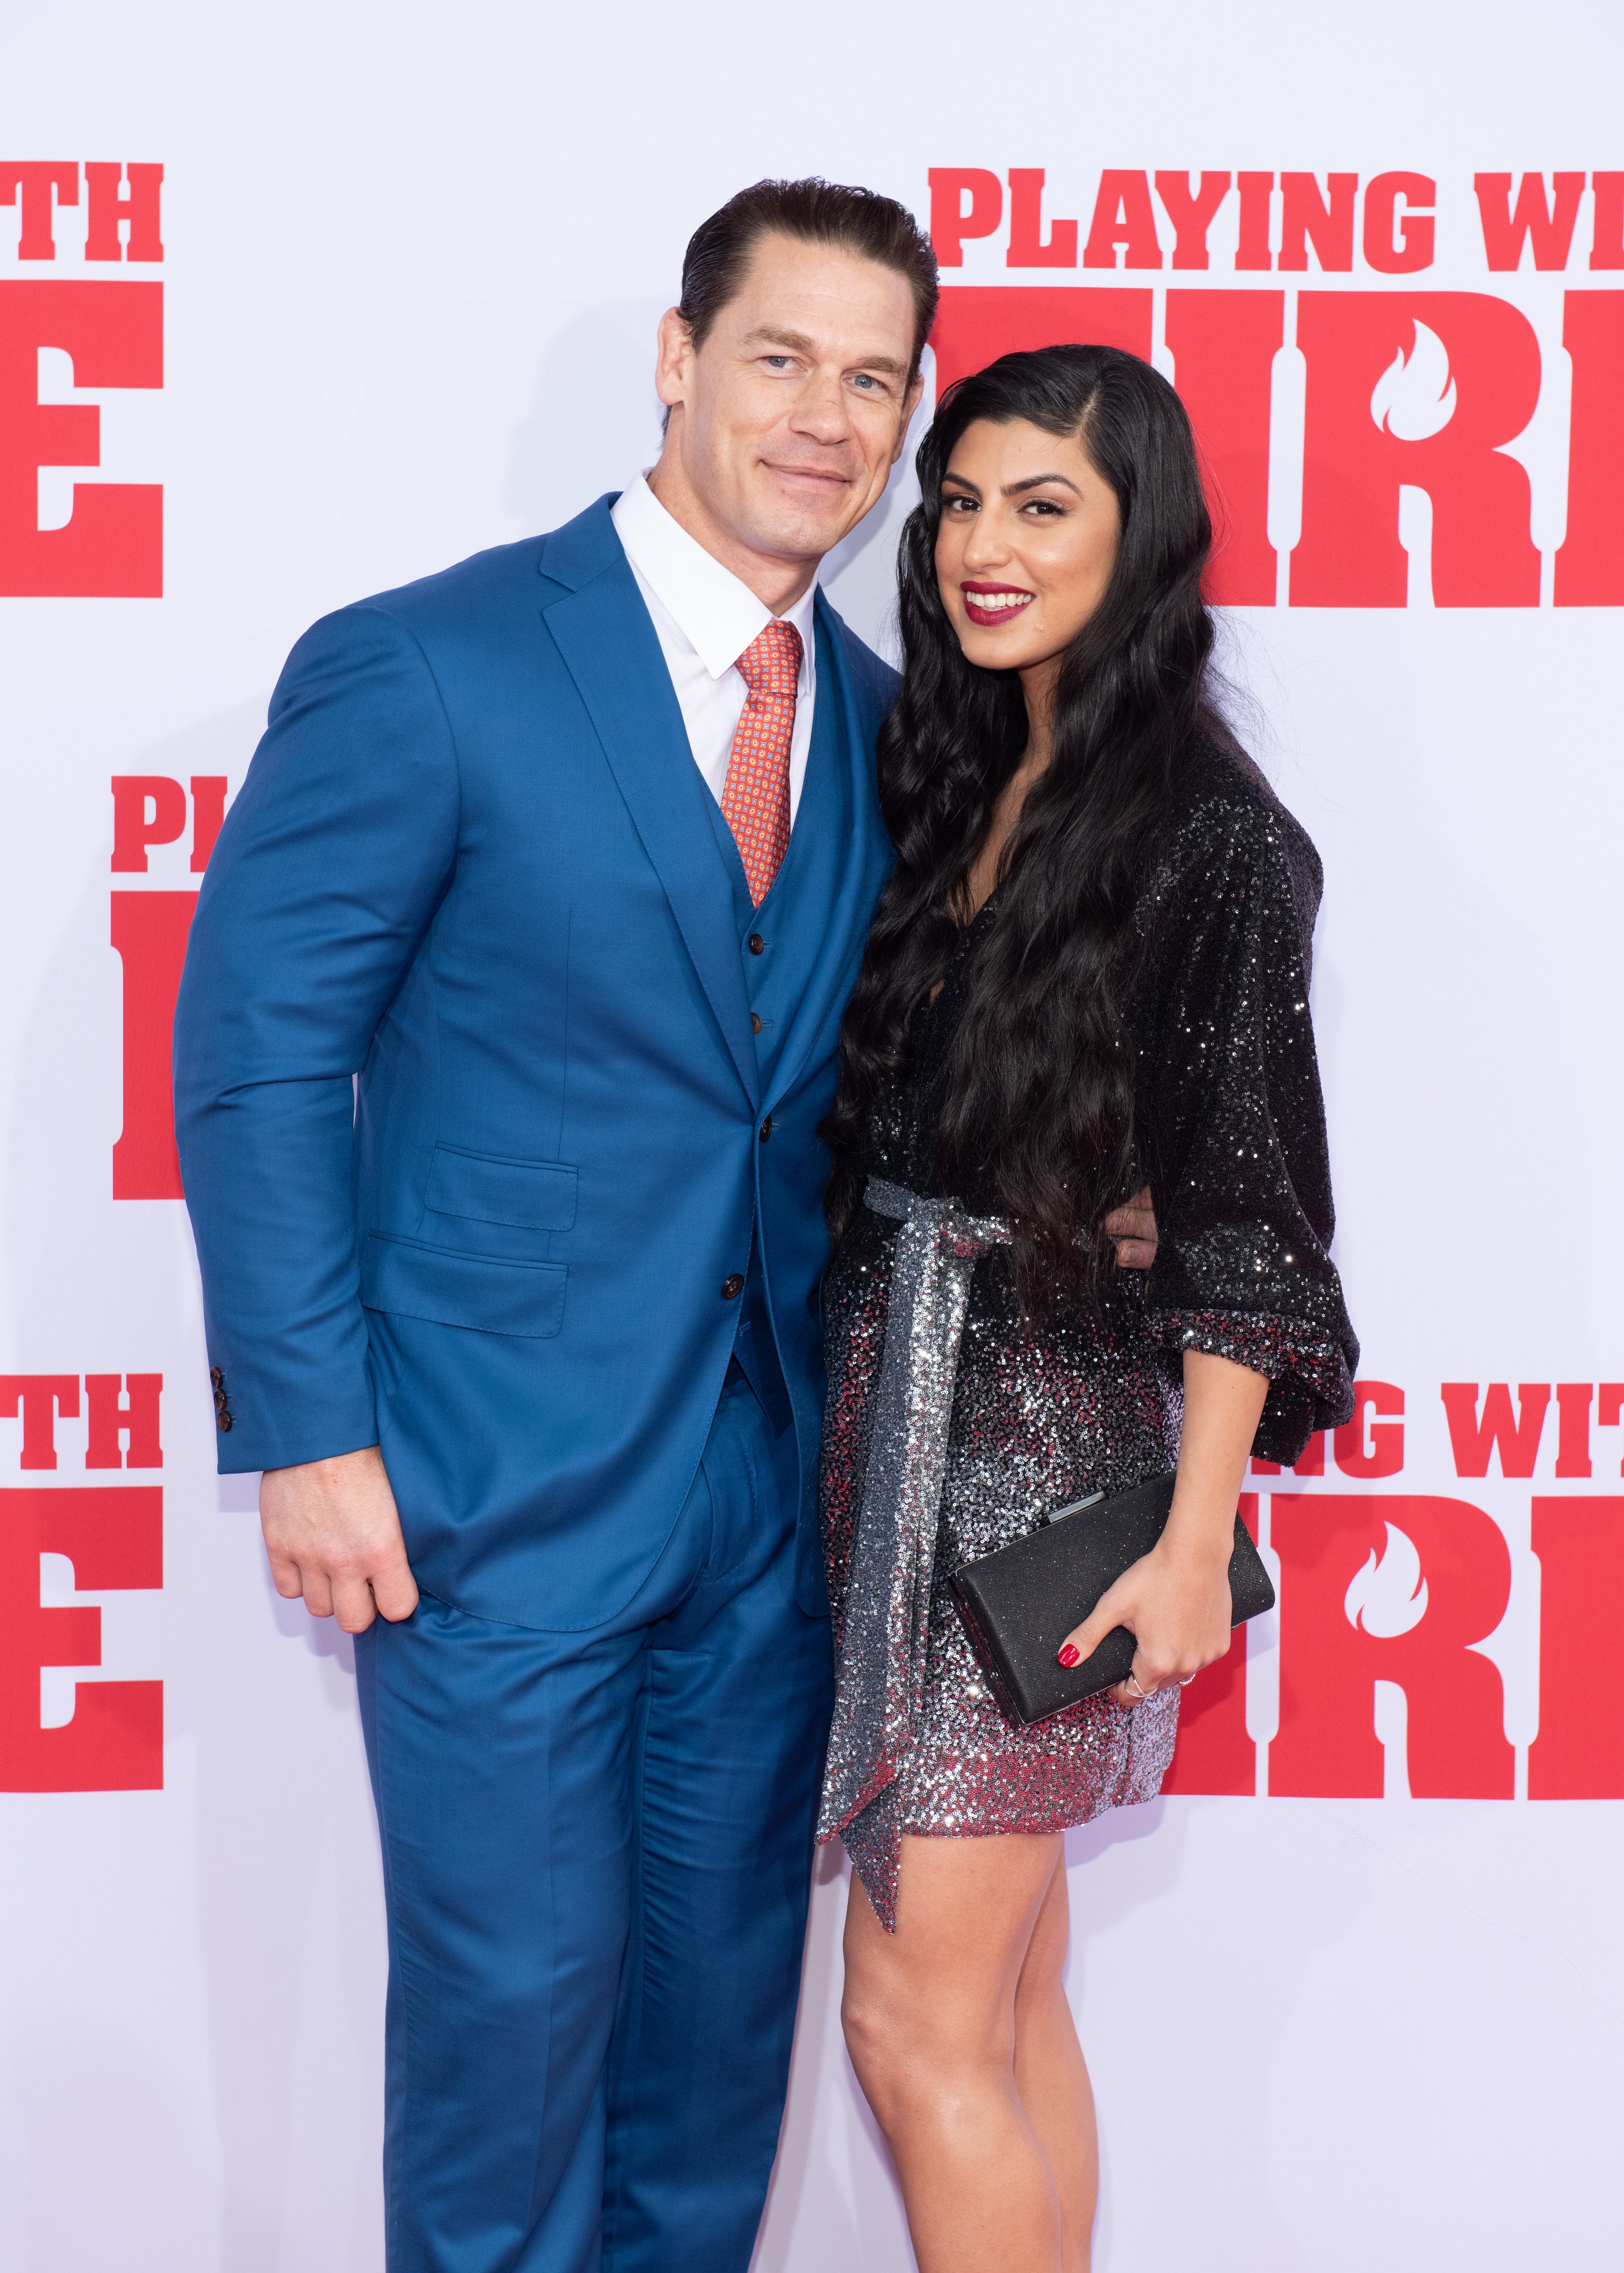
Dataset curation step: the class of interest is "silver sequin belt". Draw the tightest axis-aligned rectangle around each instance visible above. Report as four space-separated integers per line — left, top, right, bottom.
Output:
818 1176 1013 1843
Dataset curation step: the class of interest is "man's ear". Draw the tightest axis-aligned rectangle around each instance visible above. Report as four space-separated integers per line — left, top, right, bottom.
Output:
891 372 927 464
655 307 695 411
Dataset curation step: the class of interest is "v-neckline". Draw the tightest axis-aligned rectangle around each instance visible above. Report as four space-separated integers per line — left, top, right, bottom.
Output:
927 892 999 1005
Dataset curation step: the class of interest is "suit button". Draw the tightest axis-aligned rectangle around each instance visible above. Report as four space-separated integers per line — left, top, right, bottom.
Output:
750 1012 763 1034
721 1273 745 1300
209 1367 223 1389
759 1116 773 1142
748 933 765 955
218 1411 234 1433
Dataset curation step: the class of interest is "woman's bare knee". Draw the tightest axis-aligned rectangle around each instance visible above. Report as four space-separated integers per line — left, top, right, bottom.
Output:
843 1992 1011 2136
840 1979 912 2116
843 1960 1015 2121
840 1963 938 2091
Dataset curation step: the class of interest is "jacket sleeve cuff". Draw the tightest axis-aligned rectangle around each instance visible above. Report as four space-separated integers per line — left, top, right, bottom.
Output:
1147 1305 1356 1467
208 1378 380 1477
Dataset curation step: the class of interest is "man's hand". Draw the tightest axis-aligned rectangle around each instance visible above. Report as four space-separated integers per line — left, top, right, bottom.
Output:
1104 1183 1158 1271
260 1445 420 1633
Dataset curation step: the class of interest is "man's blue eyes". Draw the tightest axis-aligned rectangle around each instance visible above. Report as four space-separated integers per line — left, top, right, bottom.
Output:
760 359 885 390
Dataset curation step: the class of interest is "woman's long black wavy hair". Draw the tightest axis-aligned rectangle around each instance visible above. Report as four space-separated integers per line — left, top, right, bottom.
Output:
823 342 1226 1316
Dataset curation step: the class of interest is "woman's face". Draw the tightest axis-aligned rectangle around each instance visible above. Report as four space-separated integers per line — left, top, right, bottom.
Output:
934 417 1121 677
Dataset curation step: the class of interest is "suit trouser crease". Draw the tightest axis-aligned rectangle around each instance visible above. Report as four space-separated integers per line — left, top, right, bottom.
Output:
357 1365 832 2273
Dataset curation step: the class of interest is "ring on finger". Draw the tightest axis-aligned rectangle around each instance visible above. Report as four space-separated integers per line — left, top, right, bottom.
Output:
1179 1673 1197 1687
1126 1671 1158 1701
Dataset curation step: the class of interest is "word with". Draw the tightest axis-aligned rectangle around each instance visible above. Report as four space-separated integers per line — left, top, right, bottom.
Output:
1260 1381 1624 1483
0 164 163 261
0 1374 163 1468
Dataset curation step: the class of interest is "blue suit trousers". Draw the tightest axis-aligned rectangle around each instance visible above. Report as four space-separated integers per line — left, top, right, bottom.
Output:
355 1363 833 2272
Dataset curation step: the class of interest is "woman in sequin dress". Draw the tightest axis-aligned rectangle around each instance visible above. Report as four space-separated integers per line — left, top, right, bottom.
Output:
815 346 1358 2273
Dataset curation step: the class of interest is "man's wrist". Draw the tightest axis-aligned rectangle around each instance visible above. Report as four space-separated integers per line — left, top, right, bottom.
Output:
265 1443 383 1481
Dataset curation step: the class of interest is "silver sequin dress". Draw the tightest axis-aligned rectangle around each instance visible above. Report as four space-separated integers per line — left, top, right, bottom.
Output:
817 740 1359 1930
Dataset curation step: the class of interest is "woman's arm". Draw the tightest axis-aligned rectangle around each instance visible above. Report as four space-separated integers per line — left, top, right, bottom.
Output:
1137 791 1357 1460
1056 1349 1267 1702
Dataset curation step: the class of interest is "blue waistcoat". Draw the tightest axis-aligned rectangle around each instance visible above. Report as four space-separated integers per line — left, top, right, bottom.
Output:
700 673 839 1437
173 497 897 1629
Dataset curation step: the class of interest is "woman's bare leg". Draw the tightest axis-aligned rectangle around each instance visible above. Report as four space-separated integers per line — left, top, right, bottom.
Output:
840 1831 1094 2273
1013 1855 1097 2272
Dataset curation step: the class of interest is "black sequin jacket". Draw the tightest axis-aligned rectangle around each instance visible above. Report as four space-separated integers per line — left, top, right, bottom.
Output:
838 734 1359 1475
1124 736 1358 1459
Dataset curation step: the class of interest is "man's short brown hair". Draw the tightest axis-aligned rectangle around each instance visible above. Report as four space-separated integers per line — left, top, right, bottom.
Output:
677 178 939 384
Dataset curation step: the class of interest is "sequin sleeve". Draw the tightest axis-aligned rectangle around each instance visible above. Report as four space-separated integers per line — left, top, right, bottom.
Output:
1136 757 1358 1463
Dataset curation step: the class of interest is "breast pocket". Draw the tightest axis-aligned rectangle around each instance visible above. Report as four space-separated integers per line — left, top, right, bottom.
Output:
423 1145 578 1231
362 1233 566 1338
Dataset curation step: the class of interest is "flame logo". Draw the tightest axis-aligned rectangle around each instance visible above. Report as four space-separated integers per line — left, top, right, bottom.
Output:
1343 1522 1429 1637
1369 321 1457 441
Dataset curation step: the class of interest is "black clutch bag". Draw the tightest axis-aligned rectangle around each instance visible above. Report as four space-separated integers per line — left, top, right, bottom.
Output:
948 1473 1274 1726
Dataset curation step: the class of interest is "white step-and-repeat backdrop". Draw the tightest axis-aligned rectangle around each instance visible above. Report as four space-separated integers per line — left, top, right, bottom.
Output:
3 5 1620 2267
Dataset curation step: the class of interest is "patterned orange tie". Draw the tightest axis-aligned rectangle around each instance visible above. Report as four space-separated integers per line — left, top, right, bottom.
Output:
721 619 802 907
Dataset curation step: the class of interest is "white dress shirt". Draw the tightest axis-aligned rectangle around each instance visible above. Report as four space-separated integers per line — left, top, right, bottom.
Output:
611 474 818 827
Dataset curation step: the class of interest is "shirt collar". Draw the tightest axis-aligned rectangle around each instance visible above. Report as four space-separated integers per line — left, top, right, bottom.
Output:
612 473 818 682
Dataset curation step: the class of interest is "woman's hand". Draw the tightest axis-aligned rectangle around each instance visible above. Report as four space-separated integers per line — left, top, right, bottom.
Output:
1055 1347 1271 1703
1056 1536 1234 1704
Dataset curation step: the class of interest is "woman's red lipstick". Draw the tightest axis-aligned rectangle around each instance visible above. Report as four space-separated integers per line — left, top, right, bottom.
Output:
961 581 1036 627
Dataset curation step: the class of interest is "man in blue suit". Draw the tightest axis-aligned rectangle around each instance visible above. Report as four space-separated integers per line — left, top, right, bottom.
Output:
173 180 937 2272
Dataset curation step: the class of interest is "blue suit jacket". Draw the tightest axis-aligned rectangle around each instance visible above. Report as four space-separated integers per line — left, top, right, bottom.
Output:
173 497 896 1629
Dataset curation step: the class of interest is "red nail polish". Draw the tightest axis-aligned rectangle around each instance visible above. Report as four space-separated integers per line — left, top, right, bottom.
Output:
1057 1644 1080 1667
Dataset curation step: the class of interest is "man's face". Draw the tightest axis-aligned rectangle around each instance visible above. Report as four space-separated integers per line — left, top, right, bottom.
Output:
654 232 923 578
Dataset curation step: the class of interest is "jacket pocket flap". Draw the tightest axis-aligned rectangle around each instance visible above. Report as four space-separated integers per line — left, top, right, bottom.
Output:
362 1234 566 1338
424 1146 578 1231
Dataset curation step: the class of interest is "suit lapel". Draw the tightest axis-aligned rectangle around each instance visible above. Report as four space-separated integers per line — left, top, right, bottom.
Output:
540 520 760 1110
